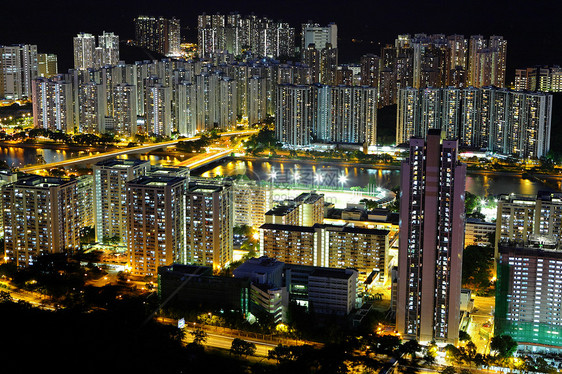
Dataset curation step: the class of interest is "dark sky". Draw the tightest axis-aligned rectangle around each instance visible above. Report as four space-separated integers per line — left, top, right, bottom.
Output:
3 0 561 80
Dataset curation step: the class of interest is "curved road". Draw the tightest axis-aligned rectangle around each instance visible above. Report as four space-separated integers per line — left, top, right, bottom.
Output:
19 130 257 172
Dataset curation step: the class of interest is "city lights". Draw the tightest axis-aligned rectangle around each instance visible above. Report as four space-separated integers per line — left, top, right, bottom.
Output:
0 5 560 372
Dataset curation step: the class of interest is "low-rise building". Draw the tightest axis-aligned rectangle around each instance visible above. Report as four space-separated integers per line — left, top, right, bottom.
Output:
233 256 359 321
285 263 358 316
465 218 495 247
158 264 250 313
259 223 390 282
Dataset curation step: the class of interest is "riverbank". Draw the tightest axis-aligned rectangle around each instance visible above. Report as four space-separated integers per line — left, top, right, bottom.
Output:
236 155 562 182
0 141 119 153
236 155 402 170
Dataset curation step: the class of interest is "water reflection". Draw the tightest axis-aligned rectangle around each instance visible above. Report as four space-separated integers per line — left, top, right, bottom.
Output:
197 160 558 198
0 145 557 198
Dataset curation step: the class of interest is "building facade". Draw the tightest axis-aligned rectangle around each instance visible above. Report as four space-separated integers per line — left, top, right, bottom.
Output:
0 44 38 99
496 242 562 352
3 176 80 267
396 87 552 159
93 159 150 245
185 181 233 271
396 130 466 344
127 176 187 277
135 16 180 56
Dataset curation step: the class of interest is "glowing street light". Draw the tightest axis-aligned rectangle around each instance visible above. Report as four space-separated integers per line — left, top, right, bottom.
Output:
338 173 347 189
293 172 300 184
315 173 323 184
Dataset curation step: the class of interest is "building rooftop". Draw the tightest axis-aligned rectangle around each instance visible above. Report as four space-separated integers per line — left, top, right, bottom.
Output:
466 217 495 225
310 268 356 280
233 256 284 277
128 175 187 187
294 192 324 204
147 166 190 177
317 224 390 236
260 223 316 233
13 175 73 189
158 264 213 277
265 204 298 217
95 159 150 168
499 245 562 259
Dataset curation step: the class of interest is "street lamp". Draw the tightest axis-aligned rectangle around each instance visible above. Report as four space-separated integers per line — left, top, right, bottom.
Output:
338 173 347 189
315 173 323 186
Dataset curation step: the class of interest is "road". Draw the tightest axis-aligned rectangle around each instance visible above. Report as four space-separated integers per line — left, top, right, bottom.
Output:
183 327 278 357
18 129 257 172
467 296 495 354
178 148 235 169
0 280 55 310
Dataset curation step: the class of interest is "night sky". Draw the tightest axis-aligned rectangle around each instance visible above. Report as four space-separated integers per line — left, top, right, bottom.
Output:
2 0 561 80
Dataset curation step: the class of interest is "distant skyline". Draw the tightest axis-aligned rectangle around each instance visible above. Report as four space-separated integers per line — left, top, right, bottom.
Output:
4 0 562 78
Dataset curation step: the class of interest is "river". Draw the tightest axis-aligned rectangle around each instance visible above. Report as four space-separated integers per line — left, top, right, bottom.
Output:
195 159 560 198
0 146 558 198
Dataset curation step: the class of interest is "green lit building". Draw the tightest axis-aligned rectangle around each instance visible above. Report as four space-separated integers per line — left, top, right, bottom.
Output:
495 237 562 352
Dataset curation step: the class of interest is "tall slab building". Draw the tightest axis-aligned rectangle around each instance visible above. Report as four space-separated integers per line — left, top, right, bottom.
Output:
93 159 150 245
396 129 466 344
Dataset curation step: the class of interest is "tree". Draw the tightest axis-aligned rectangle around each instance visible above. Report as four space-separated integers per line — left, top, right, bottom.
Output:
441 366 456 374
400 339 421 363
465 191 480 214
423 341 437 366
462 245 494 294
360 198 380 210
268 344 294 363
230 338 256 357
444 344 463 366
458 330 472 342
190 328 208 346
0 291 13 303
490 335 517 358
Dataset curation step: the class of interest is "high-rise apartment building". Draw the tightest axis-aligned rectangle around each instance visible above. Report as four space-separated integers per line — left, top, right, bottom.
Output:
360 54 380 87
276 84 377 147
276 84 314 146
93 159 150 245
303 44 321 83
301 22 337 51
495 192 562 261
232 180 273 228
144 82 171 136
127 175 188 277
37 54 58 78
73 33 96 70
515 66 562 93
3 176 80 268
76 175 94 229
396 87 552 159
135 16 181 56
97 31 120 67
378 34 506 106
112 83 138 137
320 44 338 85
78 82 106 134
496 241 562 351
185 181 233 271
0 44 38 99
467 35 507 88
396 130 466 344
32 77 74 132
197 13 294 58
